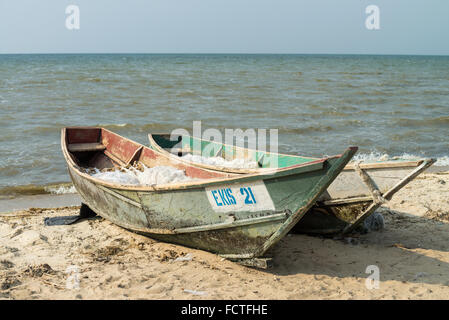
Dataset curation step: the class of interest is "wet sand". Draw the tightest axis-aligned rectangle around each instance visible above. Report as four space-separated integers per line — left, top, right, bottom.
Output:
0 194 81 214
0 171 448 300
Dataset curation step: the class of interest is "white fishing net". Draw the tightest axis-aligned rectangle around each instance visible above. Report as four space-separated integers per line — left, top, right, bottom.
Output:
89 164 194 186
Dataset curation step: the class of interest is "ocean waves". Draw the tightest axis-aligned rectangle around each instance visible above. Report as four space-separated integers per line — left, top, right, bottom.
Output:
0 54 448 190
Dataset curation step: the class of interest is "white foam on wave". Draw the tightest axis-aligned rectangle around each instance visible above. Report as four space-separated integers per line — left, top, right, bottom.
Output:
352 152 393 162
91 165 194 186
45 185 77 194
353 152 449 166
181 154 259 169
97 123 128 128
394 153 449 166
435 156 449 166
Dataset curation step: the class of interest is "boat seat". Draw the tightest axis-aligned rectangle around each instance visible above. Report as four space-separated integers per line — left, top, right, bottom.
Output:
68 143 106 152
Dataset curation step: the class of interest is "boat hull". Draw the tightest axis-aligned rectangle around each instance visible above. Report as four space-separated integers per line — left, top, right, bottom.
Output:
63 127 357 259
67 156 349 257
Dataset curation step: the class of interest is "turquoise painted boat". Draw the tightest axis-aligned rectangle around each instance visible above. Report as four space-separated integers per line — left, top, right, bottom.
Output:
148 133 435 235
62 127 356 267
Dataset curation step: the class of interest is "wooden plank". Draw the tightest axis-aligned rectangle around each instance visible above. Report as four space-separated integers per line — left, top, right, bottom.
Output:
353 162 385 204
103 150 127 166
101 129 142 164
173 212 288 234
68 143 106 152
66 127 101 144
342 158 436 234
126 146 144 166
344 160 422 171
383 159 436 200
233 257 273 269
321 196 373 206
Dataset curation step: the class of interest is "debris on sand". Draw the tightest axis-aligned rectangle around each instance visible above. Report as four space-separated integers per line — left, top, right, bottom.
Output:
183 289 207 296
0 260 14 269
1 276 21 290
91 246 124 263
424 209 449 222
174 253 193 262
23 264 56 278
363 211 385 232
158 249 180 262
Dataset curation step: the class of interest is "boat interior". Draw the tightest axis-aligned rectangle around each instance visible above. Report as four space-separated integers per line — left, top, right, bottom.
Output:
63 127 230 180
150 133 324 170
150 133 425 171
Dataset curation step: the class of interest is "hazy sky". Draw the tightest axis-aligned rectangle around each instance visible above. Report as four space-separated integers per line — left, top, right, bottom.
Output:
1 0 448 54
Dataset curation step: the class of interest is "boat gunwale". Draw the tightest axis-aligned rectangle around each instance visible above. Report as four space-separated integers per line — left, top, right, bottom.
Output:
148 133 429 172
62 127 346 192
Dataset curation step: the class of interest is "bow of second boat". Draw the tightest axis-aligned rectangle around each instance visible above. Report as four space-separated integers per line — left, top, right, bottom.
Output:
149 133 436 236
62 127 357 264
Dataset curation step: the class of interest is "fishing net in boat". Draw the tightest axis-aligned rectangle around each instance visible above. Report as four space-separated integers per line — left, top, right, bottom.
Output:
86 162 194 186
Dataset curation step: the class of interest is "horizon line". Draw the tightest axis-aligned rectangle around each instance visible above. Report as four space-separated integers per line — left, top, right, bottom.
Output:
1 52 449 57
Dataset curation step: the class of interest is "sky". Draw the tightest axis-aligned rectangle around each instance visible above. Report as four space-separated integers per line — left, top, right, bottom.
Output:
0 0 448 55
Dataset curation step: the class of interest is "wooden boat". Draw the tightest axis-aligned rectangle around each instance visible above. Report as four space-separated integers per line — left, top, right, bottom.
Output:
148 133 435 235
61 127 357 267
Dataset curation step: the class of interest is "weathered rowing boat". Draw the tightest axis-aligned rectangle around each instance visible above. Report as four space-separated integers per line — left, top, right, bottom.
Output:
62 127 357 267
148 133 435 235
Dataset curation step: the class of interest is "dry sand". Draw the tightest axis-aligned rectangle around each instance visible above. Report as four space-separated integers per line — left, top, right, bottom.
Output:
1 172 448 300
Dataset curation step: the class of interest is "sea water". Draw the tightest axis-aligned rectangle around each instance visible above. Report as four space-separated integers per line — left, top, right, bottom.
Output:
0 54 448 195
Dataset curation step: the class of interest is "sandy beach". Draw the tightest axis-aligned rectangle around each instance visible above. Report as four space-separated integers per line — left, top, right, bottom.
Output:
1 171 448 300
1 0 449 304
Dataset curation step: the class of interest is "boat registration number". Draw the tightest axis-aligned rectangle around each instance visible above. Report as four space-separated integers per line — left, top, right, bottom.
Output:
206 180 275 213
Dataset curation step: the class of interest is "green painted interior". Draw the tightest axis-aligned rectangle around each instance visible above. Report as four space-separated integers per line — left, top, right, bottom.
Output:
150 134 420 168
151 134 180 149
152 134 318 168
